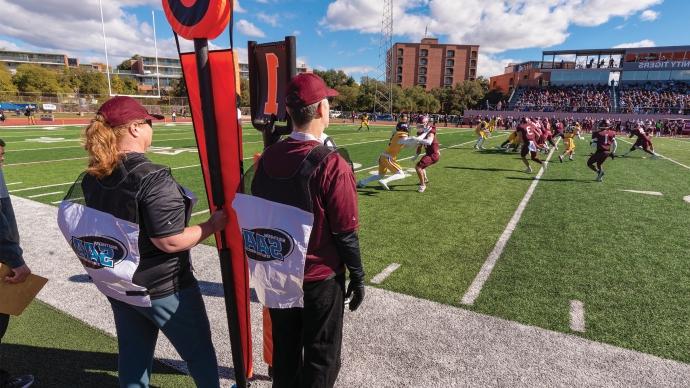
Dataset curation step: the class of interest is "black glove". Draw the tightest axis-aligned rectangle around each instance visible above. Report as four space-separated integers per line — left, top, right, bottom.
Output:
332 231 365 312
345 276 365 311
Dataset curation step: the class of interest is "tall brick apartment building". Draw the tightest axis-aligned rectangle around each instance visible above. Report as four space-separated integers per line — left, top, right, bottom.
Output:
389 38 479 90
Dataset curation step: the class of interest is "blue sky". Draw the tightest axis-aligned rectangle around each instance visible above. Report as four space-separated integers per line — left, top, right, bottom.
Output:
0 0 685 81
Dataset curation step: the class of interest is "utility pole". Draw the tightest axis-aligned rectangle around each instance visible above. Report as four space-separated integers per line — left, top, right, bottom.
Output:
373 0 393 115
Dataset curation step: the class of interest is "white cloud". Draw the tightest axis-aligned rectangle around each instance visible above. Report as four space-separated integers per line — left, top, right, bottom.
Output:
613 39 656 48
292 30 301 36
297 56 309 67
639 9 659 21
477 54 518 78
236 19 266 38
338 65 375 75
235 0 247 13
256 0 270 3
257 12 280 27
322 0 663 53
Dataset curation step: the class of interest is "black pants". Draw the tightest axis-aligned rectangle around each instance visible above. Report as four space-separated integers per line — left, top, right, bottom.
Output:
269 273 345 388
0 312 8 374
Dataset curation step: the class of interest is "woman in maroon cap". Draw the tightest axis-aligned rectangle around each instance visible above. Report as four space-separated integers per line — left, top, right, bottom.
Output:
57 96 226 387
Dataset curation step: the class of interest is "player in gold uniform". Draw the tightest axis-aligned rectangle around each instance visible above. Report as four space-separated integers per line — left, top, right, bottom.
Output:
558 122 583 162
357 113 370 131
357 123 421 190
473 120 488 150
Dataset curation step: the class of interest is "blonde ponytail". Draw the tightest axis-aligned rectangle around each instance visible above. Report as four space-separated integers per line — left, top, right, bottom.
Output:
83 114 128 179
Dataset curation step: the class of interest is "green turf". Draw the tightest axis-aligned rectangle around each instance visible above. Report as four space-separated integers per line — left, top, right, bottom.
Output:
3 300 194 387
3 123 690 375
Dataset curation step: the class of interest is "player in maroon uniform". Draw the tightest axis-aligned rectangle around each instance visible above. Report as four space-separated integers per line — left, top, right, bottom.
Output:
540 123 557 152
516 118 544 173
587 120 618 182
412 115 440 193
621 122 658 158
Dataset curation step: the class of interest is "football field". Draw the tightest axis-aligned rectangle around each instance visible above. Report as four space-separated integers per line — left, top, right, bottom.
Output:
2 121 690 379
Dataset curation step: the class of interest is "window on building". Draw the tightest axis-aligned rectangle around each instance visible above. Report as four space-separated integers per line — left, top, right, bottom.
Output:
471 51 478 59
419 66 427 75
418 76 427 84
420 49 428 57
420 58 428 66
397 75 403 83
470 69 476 77
447 50 455 58
470 59 477 67
397 57 403 65
446 59 454 67
445 68 454 76
397 48 403 56
444 77 453 85
397 66 403 75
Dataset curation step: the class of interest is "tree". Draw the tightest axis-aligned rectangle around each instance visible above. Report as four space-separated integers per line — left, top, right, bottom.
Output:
313 69 355 89
117 54 141 71
333 84 360 111
111 75 139 95
239 77 249 107
13 64 65 94
0 62 18 99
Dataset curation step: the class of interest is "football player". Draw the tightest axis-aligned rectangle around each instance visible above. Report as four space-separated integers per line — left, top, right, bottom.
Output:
474 120 488 150
620 122 658 158
357 117 421 190
558 122 583 162
587 120 617 182
357 113 370 131
413 115 440 193
516 117 544 173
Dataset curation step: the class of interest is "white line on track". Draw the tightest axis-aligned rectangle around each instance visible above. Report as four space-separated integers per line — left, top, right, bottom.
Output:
570 300 586 333
370 263 401 284
619 189 663 196
191 209 210 217
618 138 690 170
10 182 74 193
461 139 560 305
27 191 63 198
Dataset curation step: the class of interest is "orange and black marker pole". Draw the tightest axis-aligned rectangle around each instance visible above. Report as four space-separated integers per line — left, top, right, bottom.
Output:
162 1 250 387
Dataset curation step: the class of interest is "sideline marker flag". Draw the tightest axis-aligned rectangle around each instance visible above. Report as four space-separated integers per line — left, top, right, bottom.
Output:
162 0 252 386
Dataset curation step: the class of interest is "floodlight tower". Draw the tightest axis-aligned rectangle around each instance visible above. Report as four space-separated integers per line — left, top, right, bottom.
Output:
373 0 393 115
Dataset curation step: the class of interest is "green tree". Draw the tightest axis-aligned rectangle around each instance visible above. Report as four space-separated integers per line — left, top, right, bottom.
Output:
333 84 360 111
0 62 18 99
117 54 141 71
111 75 138 95
13 64 65 94
313 69 355 88
239 77 249 107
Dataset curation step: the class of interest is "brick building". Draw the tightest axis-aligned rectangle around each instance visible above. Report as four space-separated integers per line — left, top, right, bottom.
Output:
389 38 479 90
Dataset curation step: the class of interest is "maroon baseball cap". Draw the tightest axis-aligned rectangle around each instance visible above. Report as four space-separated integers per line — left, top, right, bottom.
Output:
97 96 164 128
286 73 339 108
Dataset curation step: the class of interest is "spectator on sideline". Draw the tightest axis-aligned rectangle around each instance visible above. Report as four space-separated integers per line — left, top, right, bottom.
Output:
0 138 35 388
251 73 365 387
171 110 177 122
24 106 35 126
60 97 227 387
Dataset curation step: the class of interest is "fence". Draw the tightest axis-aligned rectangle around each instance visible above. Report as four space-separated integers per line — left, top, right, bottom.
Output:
0 91 191 116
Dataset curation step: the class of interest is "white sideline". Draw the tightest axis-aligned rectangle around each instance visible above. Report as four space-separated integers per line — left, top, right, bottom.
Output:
461 139 560 305
570 300 586 333
9 182 74 193
618 138 690 170
370 263 401 285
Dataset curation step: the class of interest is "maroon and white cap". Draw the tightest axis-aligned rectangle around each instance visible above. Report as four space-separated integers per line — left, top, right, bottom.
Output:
286 73 339 108
97 96 164 128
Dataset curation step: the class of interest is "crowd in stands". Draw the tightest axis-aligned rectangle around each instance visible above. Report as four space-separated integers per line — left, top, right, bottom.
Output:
513 85 612 113
618 82 690 115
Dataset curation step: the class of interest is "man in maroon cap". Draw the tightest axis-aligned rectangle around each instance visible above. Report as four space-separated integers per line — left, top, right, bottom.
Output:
250 73 365 387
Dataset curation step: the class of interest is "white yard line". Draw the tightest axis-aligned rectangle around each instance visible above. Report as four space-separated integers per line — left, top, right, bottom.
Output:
461 139 559 305
5 157 86 166
5 182 22 186
191 209 210 217
27 191 63 198
619 189 663 196
370 263 401 285
570 300 586 333
9 182 74 193
618 138 690 170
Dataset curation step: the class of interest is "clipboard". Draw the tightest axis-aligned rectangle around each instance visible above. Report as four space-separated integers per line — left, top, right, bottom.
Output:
0 263 48 316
